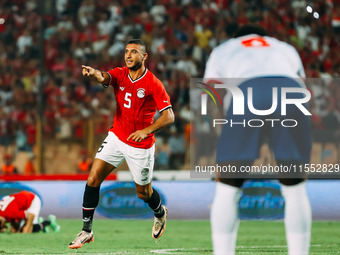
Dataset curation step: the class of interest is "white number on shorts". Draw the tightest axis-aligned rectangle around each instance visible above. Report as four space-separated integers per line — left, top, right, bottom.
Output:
97 141 108 153
0 196 15 211
124 92 132 108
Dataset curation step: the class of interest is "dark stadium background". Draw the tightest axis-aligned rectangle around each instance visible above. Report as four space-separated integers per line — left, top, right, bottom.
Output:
0 0 339 174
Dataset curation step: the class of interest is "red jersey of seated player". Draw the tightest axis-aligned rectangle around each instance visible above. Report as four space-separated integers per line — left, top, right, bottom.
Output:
0 191 35 222
106 67 172 149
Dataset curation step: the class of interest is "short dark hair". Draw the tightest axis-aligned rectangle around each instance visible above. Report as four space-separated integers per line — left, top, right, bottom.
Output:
234 24 268 38
225 23 238 37
127 39 146 53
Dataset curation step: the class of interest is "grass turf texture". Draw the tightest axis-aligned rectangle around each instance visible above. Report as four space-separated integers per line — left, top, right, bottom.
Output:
0 220 339 254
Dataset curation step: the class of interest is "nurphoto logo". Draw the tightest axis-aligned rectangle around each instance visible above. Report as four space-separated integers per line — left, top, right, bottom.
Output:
198 79 311 128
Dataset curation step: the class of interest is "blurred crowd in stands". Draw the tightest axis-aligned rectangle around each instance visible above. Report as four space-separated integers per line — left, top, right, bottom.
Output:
0 0 340 174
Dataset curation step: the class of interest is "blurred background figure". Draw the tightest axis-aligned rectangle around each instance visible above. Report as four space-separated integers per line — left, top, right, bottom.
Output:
205 24 312 255
168 126 186 170
24 152 36 176
77 149 92 173
1 154 18 175
0 191 60 233
155 137 171 170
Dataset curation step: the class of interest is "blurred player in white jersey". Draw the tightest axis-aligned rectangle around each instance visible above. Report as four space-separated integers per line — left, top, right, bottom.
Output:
204 25 312 255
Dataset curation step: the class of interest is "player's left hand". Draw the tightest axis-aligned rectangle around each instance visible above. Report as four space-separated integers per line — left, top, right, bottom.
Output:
0 219 7 233
127 130 148 143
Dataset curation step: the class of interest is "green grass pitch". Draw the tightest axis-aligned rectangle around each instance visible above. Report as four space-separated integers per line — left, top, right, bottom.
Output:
0 220 340 254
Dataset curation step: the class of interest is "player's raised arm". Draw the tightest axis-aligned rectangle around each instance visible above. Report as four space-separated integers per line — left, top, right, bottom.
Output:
81 65 110 86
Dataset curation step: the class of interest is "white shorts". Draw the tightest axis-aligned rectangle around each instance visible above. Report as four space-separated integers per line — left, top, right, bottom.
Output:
26 195 42 224
95 131 155 185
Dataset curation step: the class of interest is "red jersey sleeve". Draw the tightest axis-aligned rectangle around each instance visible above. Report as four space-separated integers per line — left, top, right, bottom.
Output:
106 67 125 88
151 78 172 112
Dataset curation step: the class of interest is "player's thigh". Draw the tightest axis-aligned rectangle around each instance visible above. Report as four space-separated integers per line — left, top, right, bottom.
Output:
216 118 263 162
270 78 312 163
26 195 41 224
270 118 311 164
90 132 125 185
216 80 264 163
123 144 155 186
95 132 125 167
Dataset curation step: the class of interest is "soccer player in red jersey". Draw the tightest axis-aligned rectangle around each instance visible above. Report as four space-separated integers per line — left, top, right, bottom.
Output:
0 191 59 233
69 39 175 249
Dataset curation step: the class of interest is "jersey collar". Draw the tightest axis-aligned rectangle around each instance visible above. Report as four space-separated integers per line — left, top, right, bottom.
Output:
128 68 148 83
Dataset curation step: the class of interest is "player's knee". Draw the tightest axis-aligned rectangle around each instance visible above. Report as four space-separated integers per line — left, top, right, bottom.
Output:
87 176 101 187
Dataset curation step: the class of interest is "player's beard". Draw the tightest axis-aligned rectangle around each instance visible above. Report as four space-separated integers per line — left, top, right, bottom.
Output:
128 60 143 71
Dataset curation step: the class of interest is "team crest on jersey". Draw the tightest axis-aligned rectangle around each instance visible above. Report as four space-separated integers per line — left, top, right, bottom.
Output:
141 168 149 176
120 87 125 91
137 88 145 98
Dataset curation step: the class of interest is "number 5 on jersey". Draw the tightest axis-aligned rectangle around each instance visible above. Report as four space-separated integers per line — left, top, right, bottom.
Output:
97 141 107 153
124 92 132 108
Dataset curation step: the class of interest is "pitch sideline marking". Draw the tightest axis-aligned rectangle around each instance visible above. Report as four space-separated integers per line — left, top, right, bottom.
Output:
150 248 198 254
28 244 330 255
150 244 324 254
237 244 322 249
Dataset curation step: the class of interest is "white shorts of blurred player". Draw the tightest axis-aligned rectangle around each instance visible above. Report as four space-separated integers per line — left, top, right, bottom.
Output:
26 195 42 224
95 131 155 186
